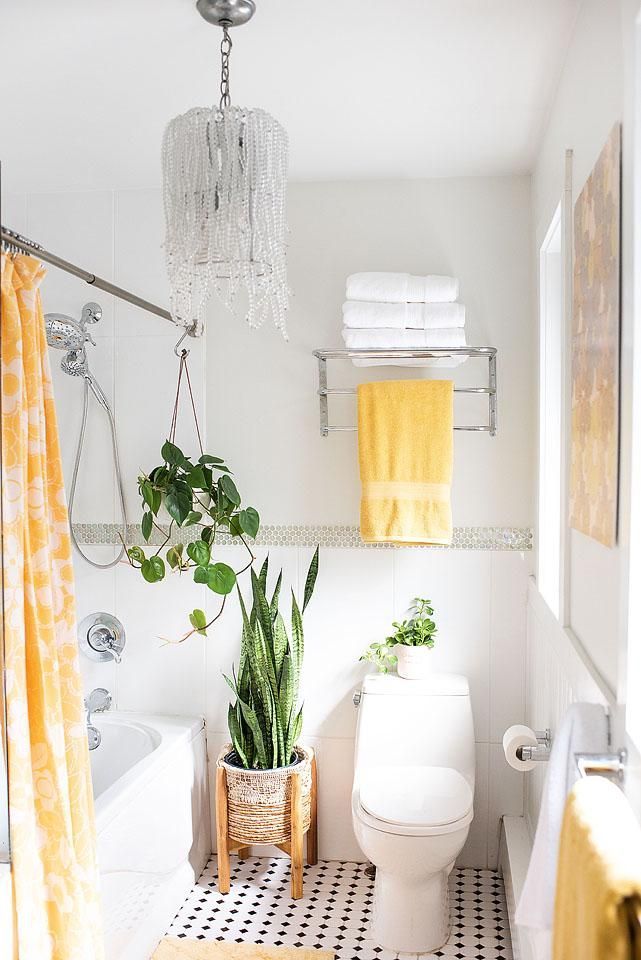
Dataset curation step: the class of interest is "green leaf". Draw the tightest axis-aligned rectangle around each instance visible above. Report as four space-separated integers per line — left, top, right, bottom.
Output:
238 507 259 539
270 570 283 622
220 473 241 506
258 556 269 594
141 556 165 583
141 480 155 511
228 703 249 768
184 511 203 526
302 545 319 613
165 485 192 525
185 465 208 490
151 487 162 514
193 565 208 584
207 562 237 595
127 545 145 564
201 526 214 544
141 511 153 542
189 608 208 635
229 515 242 537
187 540 210 566
198 454 225 465
166 544 183 569
161 440 187 467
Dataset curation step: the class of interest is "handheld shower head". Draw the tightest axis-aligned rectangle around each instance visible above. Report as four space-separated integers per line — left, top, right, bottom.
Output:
45 301 102 377
60 348 89 377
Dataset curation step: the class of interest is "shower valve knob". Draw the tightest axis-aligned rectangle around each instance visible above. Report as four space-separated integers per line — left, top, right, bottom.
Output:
79 613 126 664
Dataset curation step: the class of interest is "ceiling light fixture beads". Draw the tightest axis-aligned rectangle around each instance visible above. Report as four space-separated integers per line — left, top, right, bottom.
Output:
162 6 289 339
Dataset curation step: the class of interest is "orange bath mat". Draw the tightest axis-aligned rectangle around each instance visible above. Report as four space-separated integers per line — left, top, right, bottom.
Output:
152 939 334 960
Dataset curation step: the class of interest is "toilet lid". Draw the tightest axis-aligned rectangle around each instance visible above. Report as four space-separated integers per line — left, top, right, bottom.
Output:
359 765 473 828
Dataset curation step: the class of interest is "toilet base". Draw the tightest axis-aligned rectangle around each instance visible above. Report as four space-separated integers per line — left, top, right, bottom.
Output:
370 867 451 954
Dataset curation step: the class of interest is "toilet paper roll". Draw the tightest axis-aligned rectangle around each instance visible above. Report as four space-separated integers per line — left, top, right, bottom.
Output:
502 724 539 772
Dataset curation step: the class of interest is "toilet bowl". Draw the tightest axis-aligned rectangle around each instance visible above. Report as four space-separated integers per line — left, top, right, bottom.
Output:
351 673 475 954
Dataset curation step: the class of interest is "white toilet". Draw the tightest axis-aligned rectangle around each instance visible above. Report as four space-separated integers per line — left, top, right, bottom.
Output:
352 672 475 955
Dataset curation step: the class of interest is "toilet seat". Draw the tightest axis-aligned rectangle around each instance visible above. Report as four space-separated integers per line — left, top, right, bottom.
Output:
355 764 473 837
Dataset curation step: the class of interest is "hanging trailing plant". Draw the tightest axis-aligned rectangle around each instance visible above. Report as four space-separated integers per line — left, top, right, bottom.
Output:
123 347 260 642
224 547 319 770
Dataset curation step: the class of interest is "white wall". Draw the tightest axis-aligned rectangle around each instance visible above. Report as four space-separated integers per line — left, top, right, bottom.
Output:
531 0 624 693
209 176 534 527
3 176 533 868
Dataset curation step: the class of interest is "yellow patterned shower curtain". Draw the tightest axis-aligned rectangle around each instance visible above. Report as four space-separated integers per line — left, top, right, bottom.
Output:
1 254 104 960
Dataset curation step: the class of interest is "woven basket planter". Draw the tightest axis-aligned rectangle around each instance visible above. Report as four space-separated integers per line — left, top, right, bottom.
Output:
218 744 313 846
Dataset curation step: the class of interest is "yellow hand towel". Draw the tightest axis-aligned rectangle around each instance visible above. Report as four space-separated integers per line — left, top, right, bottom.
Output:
357 379 453 545
553 776 641 960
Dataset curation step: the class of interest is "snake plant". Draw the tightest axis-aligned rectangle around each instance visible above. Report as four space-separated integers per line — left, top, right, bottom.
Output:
224 547 319 770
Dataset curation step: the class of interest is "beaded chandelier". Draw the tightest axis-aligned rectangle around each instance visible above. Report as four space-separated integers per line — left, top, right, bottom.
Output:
162 0 289 338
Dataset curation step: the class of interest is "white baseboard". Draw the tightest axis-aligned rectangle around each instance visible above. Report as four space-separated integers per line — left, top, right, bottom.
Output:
500 816 551 960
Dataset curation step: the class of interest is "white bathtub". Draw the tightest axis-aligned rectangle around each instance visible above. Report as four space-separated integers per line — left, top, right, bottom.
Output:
91 712 211 960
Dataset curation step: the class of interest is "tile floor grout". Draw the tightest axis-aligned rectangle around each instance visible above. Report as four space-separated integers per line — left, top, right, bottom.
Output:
167 857 513 959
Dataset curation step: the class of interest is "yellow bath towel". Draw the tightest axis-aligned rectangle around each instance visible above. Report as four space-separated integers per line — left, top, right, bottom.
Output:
153 939 334 959
553 776 641 960
357 379 453 544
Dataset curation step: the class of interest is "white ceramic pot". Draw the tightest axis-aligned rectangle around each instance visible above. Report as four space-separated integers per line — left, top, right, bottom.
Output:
395 644 433 679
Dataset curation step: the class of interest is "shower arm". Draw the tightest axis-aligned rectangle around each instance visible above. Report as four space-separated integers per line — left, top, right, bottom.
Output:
1 225 196 334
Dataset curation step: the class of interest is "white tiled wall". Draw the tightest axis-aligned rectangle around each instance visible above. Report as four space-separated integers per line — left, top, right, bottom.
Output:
6 185 532 869
70 541 530 868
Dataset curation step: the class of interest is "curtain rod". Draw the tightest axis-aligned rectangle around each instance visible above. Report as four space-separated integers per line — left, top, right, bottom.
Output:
1 224 176 327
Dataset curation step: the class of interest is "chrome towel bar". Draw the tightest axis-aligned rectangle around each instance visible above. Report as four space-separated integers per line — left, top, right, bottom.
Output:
313 347 498 437
575 749 627 784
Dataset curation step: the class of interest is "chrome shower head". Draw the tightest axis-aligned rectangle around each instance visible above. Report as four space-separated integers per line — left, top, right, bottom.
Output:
45 313 86 351
44 302 102 377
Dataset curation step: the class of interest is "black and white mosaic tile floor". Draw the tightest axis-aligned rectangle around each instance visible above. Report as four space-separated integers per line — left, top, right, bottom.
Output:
168 857 513 959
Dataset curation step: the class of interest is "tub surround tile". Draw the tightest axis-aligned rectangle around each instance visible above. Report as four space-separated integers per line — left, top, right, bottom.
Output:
52 337 117 524
167 858 513 959
27 190 116 338
114 331 206 518
2 194 28 233
114 562 207 716
73 547 118 696
114 189 170 337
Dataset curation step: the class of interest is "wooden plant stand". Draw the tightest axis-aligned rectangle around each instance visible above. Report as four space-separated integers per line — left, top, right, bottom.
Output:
215 753 318 900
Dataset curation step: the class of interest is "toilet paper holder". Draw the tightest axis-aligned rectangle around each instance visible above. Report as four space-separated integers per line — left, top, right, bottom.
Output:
516 728 552 763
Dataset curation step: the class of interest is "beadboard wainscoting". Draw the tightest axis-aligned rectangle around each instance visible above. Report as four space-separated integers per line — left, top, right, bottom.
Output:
524 581 613 834
75 543 530 870
501 580 614 960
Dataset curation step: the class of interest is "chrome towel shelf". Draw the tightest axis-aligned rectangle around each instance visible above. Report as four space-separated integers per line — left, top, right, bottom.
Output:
313 347 498 437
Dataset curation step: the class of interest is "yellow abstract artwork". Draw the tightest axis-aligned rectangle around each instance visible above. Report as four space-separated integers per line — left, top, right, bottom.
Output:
570 124 621 548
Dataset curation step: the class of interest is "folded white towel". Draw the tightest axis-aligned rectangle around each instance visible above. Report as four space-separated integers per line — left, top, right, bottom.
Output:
342 327 467 350
514 702 608 939
346 272 459 304
342 300 465 330
351 356 468 369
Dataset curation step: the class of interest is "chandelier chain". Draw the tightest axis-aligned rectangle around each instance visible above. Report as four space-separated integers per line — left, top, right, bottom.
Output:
219 25 232 109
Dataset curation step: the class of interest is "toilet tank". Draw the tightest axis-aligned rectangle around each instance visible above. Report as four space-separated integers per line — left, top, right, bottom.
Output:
354 673 475 788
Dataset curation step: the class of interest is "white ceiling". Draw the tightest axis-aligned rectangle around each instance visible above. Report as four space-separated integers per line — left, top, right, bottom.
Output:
0 0 579 193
